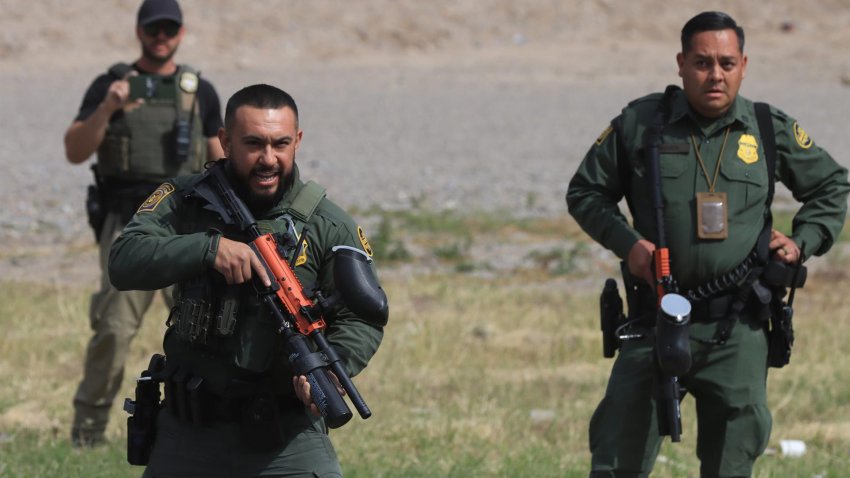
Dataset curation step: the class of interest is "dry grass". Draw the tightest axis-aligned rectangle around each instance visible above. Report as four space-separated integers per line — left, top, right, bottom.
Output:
1 215 849 476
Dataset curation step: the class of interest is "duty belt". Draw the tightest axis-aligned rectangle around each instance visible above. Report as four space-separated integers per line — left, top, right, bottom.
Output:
684 250 759 302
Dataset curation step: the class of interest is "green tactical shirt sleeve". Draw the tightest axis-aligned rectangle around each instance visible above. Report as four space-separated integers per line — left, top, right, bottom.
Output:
566 119 644 260
109 179 216 291
770 106 850 259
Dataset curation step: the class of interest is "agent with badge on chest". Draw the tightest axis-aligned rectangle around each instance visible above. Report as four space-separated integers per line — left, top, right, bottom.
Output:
567 11 849 477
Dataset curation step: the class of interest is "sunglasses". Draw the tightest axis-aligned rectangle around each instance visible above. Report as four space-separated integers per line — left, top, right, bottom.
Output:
142 21 180 38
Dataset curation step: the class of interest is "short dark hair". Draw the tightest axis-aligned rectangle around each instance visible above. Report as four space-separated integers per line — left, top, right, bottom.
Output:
224 84 299 131
681 11 745 53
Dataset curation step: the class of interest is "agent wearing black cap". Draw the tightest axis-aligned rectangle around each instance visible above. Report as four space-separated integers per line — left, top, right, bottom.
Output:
64 0 224 447
137 0 183 26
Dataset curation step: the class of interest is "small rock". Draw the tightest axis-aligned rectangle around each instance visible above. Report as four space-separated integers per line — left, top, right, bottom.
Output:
529 409 555 423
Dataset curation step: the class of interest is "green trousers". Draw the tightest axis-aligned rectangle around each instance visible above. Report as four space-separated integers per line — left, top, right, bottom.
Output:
142 407 342 477
589 316 772 478
72 211 172 438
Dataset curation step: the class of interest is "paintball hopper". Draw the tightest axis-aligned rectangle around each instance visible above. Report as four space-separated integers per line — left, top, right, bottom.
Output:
656 293 692 377
332 246 389 326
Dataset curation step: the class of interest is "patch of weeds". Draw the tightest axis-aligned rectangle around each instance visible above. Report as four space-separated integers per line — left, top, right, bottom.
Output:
454 261 488 273
370 215 412 263
433 237 472 262
526 242 588 275
525 191 538 209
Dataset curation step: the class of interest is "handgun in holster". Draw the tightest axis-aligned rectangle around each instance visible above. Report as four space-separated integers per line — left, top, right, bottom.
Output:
761 255 806 368
124 354 166 466
85 165 106 242
600 278 626 358
600 263 658 358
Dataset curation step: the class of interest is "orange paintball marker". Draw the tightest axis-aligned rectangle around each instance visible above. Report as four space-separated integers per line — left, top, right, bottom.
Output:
194 162 388 428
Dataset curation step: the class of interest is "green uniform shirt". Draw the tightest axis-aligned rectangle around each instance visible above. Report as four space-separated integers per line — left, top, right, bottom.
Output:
567 88 849 289
108 163 384 396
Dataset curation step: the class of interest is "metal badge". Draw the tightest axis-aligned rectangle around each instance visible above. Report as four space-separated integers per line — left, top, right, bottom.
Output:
179 72 199 93
696 191 728 240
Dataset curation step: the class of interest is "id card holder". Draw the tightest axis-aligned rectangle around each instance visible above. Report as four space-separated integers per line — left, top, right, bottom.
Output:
696 191 728 240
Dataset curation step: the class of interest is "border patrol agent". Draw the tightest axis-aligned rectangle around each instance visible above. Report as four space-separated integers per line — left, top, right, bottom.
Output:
110 84 386 477
567 12 849 477
63 0 224 446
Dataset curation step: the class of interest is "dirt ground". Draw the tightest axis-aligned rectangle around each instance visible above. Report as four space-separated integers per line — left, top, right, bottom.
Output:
0 0 848 284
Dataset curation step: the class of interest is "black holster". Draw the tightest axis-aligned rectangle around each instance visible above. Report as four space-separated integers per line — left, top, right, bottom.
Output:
620 262 657 326
767 301 794 368
85 183 106 242
599 278 625 358
125 354 165 466
760 259 806 368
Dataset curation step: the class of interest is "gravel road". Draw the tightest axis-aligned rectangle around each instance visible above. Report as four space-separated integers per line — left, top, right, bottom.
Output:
1 22 848 284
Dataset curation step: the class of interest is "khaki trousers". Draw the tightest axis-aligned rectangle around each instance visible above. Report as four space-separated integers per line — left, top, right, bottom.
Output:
72 211 172 436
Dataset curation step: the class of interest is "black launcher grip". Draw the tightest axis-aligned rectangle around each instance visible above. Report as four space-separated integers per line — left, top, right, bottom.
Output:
285 331 353 429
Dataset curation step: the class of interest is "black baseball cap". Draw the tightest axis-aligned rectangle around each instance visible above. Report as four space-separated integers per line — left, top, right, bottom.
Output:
137 0 183 26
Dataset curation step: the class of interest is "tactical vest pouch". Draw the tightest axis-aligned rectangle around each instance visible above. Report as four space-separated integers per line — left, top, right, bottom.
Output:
97 129 131 178
234 301 280 373
217 287 239 336
175 298 213 345
164 367 214 426
170 278 237 347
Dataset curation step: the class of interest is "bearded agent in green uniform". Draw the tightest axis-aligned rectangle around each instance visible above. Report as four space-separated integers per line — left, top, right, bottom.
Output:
567 11 849 477
63 0 224 447
109 84 387 477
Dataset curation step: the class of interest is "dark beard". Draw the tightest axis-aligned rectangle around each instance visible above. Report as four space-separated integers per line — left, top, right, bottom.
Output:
226 162 292 216
141 43 178 65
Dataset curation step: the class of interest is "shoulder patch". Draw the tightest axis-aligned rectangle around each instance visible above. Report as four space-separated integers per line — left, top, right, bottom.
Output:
137 183 175 213
595 125 613 146
793 122 813 149
737 134 759 164
357 226 373 256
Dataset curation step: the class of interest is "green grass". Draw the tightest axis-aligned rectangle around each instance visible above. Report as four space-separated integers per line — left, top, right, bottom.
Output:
0 431 134 478
2 214 850 477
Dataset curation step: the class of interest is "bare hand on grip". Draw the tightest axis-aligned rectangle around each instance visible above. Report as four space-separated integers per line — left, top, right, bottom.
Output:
628 239 657 286
213 237 271 286
769 229 800 264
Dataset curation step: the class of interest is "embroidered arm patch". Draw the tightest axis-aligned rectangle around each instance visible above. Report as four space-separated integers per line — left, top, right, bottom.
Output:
137 183 175 213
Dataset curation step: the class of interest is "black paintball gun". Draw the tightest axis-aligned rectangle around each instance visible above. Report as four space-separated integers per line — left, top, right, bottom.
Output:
646 89 692 443
193 162 388 429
